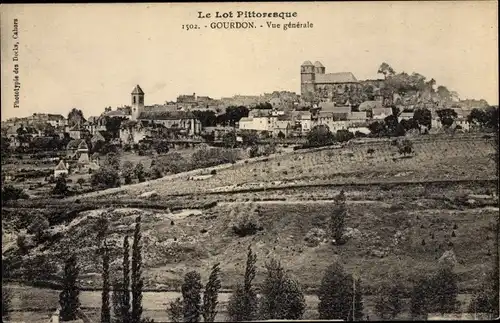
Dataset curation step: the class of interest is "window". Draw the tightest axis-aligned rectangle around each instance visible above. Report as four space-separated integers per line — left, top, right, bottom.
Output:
133 96 136 104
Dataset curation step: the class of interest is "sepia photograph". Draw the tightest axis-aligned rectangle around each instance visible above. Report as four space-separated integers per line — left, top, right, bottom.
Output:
1 1 499 322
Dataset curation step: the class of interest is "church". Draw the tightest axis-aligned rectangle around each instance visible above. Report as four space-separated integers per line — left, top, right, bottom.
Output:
120 85 202 144
300 61 385 106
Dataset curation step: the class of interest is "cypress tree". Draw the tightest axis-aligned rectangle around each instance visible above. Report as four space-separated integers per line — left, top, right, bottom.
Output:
112 280 124 323
122 236 131 323
182 271 203 322
227 245 258 322
131 216 143 323
330 190 347 244
101 239 111 323
202 263 221 322
59 254 80 321
317 261 352 320
258 258 305 320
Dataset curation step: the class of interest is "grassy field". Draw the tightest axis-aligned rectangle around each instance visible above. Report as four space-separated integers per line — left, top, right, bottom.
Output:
72 136 495 199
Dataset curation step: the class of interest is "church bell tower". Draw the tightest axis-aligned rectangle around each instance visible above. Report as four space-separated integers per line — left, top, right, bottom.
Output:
131 84 144 121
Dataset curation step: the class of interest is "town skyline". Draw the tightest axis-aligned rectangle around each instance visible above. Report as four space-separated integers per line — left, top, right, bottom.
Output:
1 1 498 121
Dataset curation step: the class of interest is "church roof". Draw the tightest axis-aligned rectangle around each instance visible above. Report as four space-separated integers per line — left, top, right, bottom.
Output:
138 110 195 120
105 110 129 117
131 85 144 95
314 61 324 67
315 72 358 84
54 160 68 171
301 60 313 66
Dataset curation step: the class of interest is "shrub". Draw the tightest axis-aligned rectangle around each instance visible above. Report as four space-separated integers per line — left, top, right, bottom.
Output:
91 167 120 189
249 145 259 158
230 206 263 237
192 146 239 168
1 185 29 203
259 259 306 320
53 174 69 196
27 214 50 237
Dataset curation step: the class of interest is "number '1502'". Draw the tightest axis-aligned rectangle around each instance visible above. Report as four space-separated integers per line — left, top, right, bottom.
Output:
182 24 200 30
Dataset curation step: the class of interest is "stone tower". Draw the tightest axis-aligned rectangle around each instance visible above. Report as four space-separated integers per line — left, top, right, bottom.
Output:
300 61 315 98
131 84 144 121
314 61 325 74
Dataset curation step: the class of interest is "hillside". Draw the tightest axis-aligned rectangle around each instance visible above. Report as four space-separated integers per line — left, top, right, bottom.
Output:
2 135 498 298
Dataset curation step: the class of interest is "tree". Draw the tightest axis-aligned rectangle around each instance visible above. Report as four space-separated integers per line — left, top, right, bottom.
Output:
307 125 333 146
414 108 432 129
91 167 120 189
131 216 144 323
437 86 451 102
76 178 85 188
98 218 111 323
468 269 498 317
410 278 426 319
225 106 249 127
67 108 86 127
2 287 12 320
202 263 221 322
428 264 459 314
335 129 354 143
53 173 69 196
167 297 184 322
436 108 458 128
368 121 387 137
317 261 352 320
258 258 306 320
377 62 396 79
1 185 29 203
182 271 203 322
105 116 127 138
122 161 135 184
384 115 400 137
330 190 347 245
397 138 413 156
134 163 145 183
374 277 405 319
59 254 80 321
121 236 131 323
27 214 50 242
192 110 217 128
104 152 121 171
112 280 125 323
222 131 237 148
227 246 258 321
277 131 286 139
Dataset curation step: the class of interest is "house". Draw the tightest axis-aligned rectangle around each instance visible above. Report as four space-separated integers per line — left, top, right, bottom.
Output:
398 111 414 122
358 100 384 112
138 111 202 136
67 123 86 140
372 107 393 120
66 139 89 162
54 160 69 178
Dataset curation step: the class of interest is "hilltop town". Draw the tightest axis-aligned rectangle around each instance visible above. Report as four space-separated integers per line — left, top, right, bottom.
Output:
1 61 499 322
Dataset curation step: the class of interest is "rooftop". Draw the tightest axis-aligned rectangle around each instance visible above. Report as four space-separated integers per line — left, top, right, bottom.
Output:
315 72 358 84
131 85 144 95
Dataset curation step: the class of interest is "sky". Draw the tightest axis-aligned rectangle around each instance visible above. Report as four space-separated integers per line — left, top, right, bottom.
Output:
1 1 498 120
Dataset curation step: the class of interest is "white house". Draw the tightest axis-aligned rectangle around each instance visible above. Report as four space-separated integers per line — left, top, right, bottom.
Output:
54 160 69 178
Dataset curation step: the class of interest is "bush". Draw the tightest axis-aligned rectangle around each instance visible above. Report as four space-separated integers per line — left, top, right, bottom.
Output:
91 166 120 189
249 145 259 158
27 214 50 235
191 146 239 168
230 206 263 237
1 185 29 203
307 125 333 147
210 169 217 175
53 174 69 196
